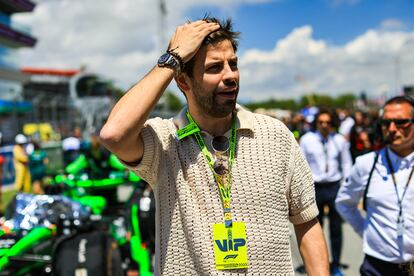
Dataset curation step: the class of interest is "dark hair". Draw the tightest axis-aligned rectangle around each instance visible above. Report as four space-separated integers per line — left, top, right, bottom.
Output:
312 108 339 130
382 95 414 117
181 16 240 78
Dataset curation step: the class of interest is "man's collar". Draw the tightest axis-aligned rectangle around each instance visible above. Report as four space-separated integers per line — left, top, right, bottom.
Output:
386 146 414 169
235 104 254 130
173 104 254 137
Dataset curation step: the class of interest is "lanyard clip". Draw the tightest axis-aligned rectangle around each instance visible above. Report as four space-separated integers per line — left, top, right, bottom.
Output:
176 121 200 140
224 211 232 228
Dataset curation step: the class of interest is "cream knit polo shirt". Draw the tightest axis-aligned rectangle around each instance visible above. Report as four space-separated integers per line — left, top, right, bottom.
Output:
126 105 318 275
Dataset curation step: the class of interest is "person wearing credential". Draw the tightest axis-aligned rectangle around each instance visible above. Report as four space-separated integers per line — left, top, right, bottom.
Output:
100 16 329 275
336 96 414 276
299 108 352 276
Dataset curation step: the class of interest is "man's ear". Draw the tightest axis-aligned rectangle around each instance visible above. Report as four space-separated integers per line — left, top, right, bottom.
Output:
175 74 190 92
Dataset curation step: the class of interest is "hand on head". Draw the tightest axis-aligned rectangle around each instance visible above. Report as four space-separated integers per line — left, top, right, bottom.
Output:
168 20 220 64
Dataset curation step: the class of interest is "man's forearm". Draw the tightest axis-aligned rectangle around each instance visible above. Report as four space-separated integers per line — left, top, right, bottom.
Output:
294 218 330 276
100 65 175 162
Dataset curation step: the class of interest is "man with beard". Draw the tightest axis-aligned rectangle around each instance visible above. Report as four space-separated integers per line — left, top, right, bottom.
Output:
336 96 414 276
100 16 329 275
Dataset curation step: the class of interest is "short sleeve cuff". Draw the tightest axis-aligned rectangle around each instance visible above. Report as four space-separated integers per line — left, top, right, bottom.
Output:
120 126 157 185
289 202 319 225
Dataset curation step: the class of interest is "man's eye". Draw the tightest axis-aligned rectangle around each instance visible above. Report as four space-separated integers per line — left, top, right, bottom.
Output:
229 61 238 69
207 64 221 72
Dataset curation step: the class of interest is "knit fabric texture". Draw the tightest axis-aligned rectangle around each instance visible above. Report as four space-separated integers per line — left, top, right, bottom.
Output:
126 107 318 275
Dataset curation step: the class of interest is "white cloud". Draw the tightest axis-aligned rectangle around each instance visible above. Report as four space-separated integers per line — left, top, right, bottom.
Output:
242 26 327 64
238 26 414 101
12 0 414 103
345 30 409 56
14 0 164 87
14 0 276 88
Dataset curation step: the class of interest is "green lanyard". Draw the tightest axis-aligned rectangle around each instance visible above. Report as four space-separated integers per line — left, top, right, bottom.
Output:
176 111 237 227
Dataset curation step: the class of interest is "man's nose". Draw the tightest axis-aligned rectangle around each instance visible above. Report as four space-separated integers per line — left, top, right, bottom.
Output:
223 63 238 81
388 122 398 132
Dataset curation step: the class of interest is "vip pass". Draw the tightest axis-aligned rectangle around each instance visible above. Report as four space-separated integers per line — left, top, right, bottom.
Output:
176 111 249 270
213 222 248 270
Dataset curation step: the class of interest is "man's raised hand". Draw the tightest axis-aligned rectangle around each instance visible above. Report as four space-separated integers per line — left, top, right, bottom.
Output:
168 20 220 63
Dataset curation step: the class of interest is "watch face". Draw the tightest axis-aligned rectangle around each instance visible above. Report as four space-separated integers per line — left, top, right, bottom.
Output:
158 53 170 64
158 52 178 70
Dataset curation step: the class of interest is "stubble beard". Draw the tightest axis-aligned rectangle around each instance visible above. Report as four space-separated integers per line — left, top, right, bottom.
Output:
192 86 238 118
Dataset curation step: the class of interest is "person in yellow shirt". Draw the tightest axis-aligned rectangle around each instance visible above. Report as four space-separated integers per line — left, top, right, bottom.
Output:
13 134 31 193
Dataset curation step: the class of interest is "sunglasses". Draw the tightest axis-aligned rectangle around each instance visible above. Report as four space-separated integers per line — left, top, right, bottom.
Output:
380 118 414 128
212 136 229 153
211 136 230 175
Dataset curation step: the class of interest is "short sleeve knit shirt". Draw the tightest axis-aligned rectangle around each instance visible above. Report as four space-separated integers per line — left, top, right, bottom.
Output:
125 106 318 275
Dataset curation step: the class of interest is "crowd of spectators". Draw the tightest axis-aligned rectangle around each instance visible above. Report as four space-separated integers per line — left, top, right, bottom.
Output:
278 106 385 162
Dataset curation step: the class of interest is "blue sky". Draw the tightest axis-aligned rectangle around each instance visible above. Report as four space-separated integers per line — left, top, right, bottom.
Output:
14 0 414 101
187 0 414 50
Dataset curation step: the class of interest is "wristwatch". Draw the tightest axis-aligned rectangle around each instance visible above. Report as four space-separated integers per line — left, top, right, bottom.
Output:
157 52 180 74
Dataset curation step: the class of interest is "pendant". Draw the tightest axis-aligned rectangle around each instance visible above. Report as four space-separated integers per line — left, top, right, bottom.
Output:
397 216 405 237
